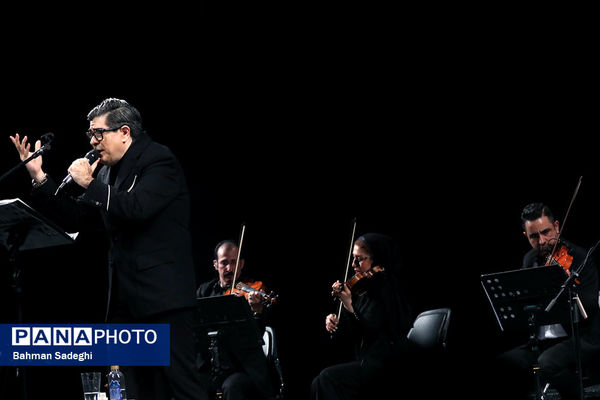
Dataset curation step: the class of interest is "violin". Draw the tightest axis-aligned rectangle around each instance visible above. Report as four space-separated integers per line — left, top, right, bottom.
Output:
546 241 579 283
333 266 385 295
542 176 583 284
224 223 279 308
225 280 278 306
546 243 573 271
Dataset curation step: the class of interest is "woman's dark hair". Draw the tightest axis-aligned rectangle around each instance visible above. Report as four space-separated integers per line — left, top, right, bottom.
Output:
87 98 144 139
355 233 402 274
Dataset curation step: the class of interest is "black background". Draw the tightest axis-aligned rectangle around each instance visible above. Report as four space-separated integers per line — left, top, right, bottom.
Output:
1 3 599 399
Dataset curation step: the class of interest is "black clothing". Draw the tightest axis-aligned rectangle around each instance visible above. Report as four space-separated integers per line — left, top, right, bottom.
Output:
197 278 230 297
196 278 277 400
312 273 413 400
497 239 600 399
113 307 202 400
311 361 370 400
30 134 206 400
345 272 412 366
311 233 413 400
196 278 269 334
32 134 198 319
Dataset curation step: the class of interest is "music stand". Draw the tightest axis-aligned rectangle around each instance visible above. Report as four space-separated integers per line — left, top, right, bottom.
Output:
0 198 75 400
196 294 257 330
195 295 264 391
481 265 571 399
1 198 76 322
481 265 571 332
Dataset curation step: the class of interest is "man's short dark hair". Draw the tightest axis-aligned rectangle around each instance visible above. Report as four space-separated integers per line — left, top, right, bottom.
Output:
87 98 144 139
521 202 555 230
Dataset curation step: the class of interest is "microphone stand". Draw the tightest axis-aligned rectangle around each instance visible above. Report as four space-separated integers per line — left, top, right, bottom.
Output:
544 239 600 400
5 226 28 400
0 143 51 186
1 135 51 400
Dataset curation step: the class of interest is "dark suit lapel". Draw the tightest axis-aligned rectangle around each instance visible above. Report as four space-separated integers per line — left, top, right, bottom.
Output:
114 135 152 189
97 165 110 185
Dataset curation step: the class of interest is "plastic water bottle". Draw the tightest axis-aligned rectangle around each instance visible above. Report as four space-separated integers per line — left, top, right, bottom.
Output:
108 366 127 400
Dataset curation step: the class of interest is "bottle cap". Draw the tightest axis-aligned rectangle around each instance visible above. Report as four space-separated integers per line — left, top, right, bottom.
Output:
110 365 119 370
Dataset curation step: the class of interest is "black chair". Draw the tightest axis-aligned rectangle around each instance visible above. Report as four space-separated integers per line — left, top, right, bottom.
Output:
372 308 452 398
262 326 285 399
407 308 451 351
210 326 284 400
400 308 453 399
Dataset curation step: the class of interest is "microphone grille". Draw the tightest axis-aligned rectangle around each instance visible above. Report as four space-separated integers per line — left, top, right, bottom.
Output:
40 132 54 145
85 149 101 163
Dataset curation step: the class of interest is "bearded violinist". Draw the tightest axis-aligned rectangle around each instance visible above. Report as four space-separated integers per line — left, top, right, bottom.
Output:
196 240 268 315
196 239 278 400
311 233 413 400
495 203 600 400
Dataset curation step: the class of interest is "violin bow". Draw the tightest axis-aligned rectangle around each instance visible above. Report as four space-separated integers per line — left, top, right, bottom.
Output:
336 218 357 322
546 176 582 265
231 222 246 292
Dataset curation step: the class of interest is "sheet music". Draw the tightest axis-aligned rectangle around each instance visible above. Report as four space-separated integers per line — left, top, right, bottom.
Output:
481 265 570 332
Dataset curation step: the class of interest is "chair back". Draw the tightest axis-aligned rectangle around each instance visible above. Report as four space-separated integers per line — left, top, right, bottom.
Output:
262 326 285 398
407 308 451 350
262 326 276 358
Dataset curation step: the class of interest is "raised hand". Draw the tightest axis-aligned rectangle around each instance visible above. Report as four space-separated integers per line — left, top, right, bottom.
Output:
9 133 45 181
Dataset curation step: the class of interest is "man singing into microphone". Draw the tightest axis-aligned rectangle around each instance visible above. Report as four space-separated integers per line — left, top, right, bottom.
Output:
10 98 208 400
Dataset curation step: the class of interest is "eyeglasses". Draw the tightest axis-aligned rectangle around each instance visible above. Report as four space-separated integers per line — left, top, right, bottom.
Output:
353 255 370 265
85 126 123 141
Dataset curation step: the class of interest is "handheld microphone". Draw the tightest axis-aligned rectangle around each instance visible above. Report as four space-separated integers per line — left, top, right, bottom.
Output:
55 149 100 194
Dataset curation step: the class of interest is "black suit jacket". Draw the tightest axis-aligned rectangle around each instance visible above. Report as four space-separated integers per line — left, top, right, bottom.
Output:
31 134 197 319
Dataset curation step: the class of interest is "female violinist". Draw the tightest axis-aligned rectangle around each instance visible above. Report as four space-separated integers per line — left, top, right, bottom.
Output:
311 233 413 400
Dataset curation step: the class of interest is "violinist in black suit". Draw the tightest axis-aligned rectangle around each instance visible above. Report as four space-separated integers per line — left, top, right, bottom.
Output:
10 98 207 400
311 233 413 400
495 203 600 400
196 239 278 400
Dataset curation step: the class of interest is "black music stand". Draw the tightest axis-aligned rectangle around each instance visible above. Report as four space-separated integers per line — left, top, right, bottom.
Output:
481 265 571 332
0 198 76 250
481 265 571 399
195 295 264 392
0 198 75 400
196 294 257 331
1 198 76 322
